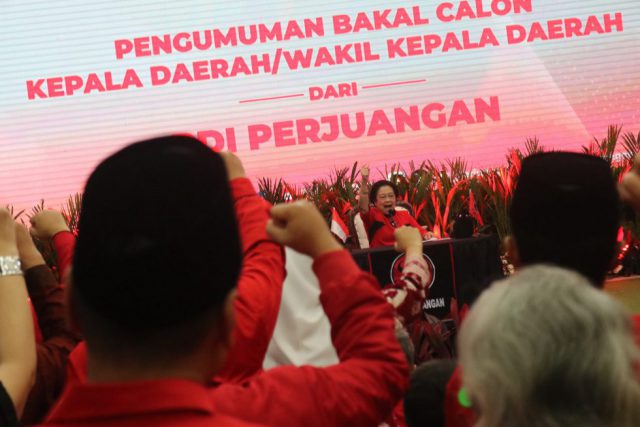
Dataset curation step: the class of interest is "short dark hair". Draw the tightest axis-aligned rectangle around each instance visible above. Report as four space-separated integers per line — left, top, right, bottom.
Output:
404 359 457 427
72 135 242 358
510 152 619 287
370 180 399 203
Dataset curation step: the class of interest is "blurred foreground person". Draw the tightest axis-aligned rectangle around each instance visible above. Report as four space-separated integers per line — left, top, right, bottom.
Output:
0 209 37 427
459 265 640 427
263 246 338 369
38 136 408 427
507 152 619 286
14 220 82 425
443 151 622 427
266 225 429 370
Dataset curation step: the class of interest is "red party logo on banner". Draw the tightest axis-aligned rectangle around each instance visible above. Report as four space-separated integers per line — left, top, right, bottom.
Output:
390 253 436 289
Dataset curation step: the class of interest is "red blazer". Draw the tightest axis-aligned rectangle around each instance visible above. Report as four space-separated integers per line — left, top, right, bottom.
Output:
360 207 425 248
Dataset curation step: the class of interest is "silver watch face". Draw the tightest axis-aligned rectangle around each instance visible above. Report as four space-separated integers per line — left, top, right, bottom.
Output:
0 256 22 276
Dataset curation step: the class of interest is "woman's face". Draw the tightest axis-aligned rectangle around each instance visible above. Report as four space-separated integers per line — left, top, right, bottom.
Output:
374 185 397 215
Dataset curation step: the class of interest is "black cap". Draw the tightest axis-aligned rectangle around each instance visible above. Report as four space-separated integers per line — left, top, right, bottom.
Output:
72 135 242 331
510 152 620 285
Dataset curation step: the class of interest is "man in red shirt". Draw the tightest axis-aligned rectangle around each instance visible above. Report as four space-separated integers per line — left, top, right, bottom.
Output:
38 136 408 427
358 167 427 247
32 164 286 387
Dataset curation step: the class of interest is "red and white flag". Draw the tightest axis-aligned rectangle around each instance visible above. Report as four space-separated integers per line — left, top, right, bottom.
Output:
330 208 349 243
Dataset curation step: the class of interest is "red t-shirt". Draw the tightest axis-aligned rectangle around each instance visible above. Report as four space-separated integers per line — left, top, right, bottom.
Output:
40 379 263 427
44 251 409 427
360 207 426 248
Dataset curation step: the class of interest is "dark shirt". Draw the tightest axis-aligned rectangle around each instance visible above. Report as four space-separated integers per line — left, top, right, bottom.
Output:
0 381 18 427
20 265 82 425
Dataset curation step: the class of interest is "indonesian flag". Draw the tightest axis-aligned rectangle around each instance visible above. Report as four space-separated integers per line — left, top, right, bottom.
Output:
330 208 349 243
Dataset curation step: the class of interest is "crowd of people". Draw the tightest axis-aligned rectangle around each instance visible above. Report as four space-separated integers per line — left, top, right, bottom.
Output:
1 134 640 426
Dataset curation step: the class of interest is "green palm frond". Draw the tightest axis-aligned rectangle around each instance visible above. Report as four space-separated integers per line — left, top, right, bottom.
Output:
583 125 621 164
62 193 83 234
622 131 640 161
29 199 46 218
257 177 299 205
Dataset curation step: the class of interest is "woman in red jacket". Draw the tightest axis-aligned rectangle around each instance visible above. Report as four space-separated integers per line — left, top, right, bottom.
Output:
358 166 427 248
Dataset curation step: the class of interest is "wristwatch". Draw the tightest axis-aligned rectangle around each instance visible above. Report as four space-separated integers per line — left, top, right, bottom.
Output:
0 256 22 277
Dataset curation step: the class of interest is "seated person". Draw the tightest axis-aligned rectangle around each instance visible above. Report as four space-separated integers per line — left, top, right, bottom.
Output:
458 265 640 427
39 136 408 427
358 166 427 247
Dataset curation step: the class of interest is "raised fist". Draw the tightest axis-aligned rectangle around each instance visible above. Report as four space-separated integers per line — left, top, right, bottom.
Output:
220 151 246 181
394 226 423 257
361 166 370 180
266 201 342 258
30 210 70 241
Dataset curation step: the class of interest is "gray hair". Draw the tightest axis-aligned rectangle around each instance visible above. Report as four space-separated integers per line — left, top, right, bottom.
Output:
458 265 640 427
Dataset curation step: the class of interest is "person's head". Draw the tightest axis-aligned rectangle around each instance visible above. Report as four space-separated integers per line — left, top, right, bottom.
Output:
370 180 399 215
459 265 640 427
404 359 457 427
508 152 620 287
70 135 242 380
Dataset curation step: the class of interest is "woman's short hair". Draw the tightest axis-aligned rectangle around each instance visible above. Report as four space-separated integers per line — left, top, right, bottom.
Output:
370 180 399 203
459 265 640 427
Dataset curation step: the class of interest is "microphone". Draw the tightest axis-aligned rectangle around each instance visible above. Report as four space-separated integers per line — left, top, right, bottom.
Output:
386 209 398 228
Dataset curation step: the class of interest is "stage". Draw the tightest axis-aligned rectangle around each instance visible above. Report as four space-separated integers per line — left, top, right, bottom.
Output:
605 277 640 314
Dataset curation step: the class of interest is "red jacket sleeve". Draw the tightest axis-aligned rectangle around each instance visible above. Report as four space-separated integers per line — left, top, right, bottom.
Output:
383 253 430 326
215 178 285 384
52 231 76 281
65 342 88 387
21 265 82 425
212 250 409 427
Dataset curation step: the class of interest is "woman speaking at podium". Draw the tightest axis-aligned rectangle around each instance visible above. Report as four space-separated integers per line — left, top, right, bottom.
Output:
358 166 428 248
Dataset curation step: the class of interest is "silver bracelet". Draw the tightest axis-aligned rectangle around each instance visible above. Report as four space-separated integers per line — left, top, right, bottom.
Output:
0 256 22 277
